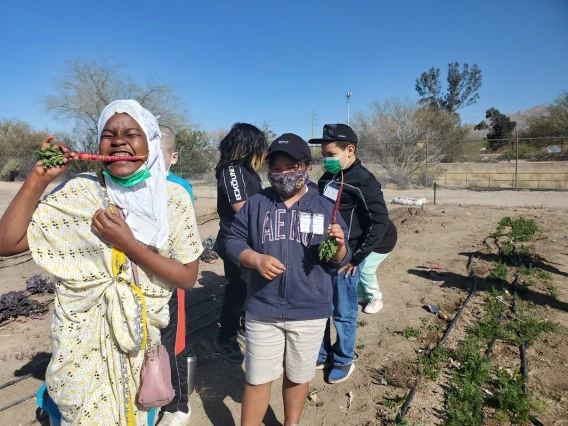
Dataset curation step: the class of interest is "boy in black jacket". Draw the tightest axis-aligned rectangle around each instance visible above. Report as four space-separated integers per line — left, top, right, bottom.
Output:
310 124 390 384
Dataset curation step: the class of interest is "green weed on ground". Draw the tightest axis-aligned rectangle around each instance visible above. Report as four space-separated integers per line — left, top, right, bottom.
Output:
495 370 531 425
419 346 447 379
445 336 492 426
518 245 533 259
499 217 539 242
403 326 421 339
490 262 509 283
380 394 407 408
547 283 559 300
470 295 508 342
429 322 445 332
508 306 558 347
536 269 553 281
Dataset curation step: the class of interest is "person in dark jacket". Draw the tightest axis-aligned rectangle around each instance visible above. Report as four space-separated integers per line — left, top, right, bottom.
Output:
225 133 351 426
310 123 390 384
213 123 267 363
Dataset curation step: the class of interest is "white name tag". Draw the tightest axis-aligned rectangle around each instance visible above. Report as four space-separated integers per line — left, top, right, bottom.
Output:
323 183 340 202
299 212 325 235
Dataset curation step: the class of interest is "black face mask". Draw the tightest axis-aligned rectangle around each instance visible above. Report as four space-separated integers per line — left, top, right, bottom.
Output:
268 169 308 197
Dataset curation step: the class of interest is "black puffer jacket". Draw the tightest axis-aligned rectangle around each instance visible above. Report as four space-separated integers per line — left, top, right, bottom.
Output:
318 159 390 265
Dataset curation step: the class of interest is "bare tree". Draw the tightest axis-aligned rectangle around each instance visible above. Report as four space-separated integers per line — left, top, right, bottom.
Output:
204 127 229 149
44 58 190 151
353 99 467 187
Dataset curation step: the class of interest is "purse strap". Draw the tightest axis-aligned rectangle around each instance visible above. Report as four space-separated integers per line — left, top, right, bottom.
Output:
114 206 141 288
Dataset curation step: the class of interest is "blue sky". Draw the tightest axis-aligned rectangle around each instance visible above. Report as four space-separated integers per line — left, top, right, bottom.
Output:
0 0 567 141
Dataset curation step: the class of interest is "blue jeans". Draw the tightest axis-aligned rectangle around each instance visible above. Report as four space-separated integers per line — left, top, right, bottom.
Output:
318 259 365 367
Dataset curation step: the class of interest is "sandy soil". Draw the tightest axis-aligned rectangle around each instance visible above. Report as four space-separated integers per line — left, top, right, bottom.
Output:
0 180 567 425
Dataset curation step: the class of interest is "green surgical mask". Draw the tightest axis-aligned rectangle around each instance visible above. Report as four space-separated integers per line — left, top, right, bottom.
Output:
102 165 151 187
324 150 347 175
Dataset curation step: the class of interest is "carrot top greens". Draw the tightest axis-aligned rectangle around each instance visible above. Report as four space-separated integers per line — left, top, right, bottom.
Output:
33 147 65 169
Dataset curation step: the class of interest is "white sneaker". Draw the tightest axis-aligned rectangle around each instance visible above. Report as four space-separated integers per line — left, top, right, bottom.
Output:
358 296 368 305
157 410 191 426
363 297 383 314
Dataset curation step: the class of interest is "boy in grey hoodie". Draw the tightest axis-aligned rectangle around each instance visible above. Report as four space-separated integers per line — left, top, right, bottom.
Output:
225 133 351 426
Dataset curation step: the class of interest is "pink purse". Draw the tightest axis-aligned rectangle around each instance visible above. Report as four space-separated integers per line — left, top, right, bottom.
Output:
131 260 175 409
114 205 175 409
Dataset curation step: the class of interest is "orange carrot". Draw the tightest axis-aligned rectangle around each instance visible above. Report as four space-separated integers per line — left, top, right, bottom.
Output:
76 152 148 162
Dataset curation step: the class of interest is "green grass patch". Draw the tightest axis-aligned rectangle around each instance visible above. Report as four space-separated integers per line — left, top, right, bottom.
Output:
518 265 533 276
525 278 536 287
403 326 421 339
357 319 368 328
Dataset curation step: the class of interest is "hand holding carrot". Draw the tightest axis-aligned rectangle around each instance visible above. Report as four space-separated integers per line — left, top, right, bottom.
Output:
328 224 345 250
32 136 77 182
91 208 137 252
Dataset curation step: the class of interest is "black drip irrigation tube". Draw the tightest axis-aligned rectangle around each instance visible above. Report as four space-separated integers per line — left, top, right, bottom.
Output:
0 394 36 413
513 274 529 395
396 254 479 423
479 238 540 424
485 306 506 358
0 373 32 390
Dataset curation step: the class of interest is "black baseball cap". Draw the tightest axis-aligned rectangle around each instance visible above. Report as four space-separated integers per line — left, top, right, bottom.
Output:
267 133 312 161
309 124 358 145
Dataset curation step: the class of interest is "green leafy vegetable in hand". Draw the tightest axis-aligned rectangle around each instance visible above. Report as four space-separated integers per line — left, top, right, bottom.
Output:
319 171 344 262
33 147 66 169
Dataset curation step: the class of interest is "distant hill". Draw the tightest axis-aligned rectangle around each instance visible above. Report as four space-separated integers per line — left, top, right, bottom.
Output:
466 105 549 138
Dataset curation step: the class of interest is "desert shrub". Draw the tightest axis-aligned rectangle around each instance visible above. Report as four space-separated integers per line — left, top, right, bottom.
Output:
413 165 446 187
0 158 21 181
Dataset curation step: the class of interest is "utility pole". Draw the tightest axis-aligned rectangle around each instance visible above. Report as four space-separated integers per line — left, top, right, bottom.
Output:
515 130 519 191
425 134 429 188
346 91 352 125
312 109 315 139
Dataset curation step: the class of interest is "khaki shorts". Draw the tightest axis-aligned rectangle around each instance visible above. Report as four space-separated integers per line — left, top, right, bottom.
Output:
245 313 327 385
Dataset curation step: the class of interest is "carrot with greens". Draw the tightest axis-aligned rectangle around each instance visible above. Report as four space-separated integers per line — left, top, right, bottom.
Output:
318 171 344 262
33 147 147 169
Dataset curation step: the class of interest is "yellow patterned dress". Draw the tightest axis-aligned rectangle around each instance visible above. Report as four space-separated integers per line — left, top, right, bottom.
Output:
27 173 203 425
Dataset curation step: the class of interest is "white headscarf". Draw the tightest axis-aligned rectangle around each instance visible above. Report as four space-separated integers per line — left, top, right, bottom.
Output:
98 100 169 250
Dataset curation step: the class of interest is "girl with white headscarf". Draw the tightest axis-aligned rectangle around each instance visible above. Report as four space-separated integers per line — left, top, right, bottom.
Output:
0 100 203 425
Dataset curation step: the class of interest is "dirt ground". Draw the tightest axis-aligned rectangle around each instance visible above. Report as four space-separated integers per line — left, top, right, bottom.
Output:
0 181 567 426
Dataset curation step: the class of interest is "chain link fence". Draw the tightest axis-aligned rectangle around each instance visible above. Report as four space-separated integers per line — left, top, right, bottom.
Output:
307 136 568 191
